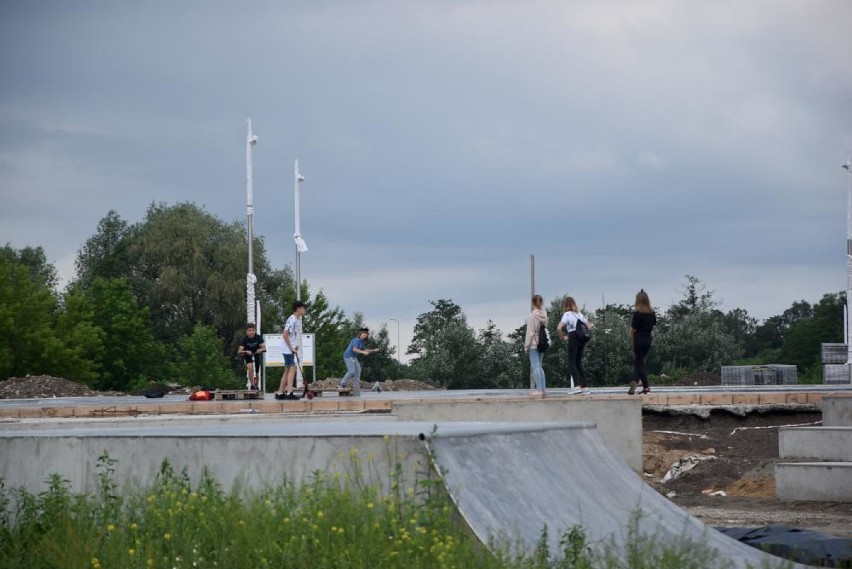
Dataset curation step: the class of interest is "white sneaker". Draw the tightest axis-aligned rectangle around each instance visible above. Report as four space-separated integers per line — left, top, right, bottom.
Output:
580 388 591 394
567 388 582 395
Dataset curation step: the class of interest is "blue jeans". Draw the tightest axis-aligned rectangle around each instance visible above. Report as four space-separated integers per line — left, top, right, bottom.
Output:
528 349 546 391
340 357 362 395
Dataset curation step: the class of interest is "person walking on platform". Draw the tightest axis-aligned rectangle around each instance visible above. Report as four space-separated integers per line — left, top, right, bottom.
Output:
629 289 657 395
556 296 593 394
524 294 549 397
338 327 379 397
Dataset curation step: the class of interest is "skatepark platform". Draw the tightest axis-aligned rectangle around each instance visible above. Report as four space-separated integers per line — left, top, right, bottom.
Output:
0 419 800 568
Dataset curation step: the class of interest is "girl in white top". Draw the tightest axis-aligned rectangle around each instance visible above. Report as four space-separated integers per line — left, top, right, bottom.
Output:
556 296 593 393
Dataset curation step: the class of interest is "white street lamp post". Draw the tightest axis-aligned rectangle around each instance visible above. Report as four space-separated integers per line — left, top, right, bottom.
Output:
389 318 401 366
294 160 308 301
844 156 852 365
246 118 259 325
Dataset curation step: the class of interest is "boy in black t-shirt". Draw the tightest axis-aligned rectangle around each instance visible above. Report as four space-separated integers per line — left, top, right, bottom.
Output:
238 323 266 391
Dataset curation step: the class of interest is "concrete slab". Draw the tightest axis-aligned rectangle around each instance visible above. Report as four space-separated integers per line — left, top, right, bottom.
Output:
823 393 852 427
394 396 643 472
776 462 852 502
779 426 852 461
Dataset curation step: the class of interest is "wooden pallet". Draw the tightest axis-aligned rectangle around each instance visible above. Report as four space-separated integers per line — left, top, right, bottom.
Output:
214 390 263 401
308 388 352 397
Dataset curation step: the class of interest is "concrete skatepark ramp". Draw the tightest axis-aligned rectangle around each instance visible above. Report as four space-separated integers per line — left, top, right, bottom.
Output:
428 423 800 568
0 419 800 567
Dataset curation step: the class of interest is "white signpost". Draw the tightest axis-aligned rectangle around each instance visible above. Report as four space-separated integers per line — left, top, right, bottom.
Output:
264 333 316 389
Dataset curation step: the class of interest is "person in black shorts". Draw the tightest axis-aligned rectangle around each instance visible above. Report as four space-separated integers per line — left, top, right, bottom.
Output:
629 290 657 395
238 323 266 391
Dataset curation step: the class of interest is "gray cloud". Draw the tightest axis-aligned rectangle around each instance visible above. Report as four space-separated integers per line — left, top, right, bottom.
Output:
1 0 850 358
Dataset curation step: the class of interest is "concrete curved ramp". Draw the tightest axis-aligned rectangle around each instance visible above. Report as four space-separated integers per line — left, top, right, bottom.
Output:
1 418 803 567
428 423 805 568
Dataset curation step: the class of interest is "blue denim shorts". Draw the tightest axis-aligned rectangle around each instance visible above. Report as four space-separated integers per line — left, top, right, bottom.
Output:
284 353 295 367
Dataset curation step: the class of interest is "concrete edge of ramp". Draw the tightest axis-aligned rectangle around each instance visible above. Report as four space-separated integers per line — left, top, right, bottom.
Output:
0 421 590 497
425 424 807 569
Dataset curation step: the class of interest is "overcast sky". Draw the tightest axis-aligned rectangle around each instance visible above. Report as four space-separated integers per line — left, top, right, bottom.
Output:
1 1 850 360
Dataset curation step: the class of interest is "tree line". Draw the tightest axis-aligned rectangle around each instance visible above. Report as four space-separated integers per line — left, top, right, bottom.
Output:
0 203 845 391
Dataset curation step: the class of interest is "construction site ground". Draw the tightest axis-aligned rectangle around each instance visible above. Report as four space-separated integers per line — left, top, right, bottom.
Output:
643 409 852 539
2 375 851 540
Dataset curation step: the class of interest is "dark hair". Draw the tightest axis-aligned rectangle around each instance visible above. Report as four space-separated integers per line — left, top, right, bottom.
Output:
293 300 306 311
358 327 370 334
246 323 256 329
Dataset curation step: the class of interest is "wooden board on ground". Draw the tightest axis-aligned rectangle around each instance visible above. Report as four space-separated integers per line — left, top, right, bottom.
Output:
214 390 263 401
308 388 352 397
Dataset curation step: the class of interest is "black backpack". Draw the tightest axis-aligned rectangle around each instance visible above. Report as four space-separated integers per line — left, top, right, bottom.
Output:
574 317 592 343
536 321 550 352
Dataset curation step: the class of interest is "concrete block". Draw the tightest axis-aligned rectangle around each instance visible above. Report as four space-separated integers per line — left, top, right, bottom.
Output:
823 394 852 427
757 393 788 405
785 393 808 405
338 400 364 412
805 392 823 405
393 398 642 472
699 394 734 406
309 400 338 412
775 462 852 502
779 427 852 461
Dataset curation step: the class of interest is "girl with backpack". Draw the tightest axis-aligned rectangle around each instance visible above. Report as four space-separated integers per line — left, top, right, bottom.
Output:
557 296 593 394
628 289 657 395
524 294 549 397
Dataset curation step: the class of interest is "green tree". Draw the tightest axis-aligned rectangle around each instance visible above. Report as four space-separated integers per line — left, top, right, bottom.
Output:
83 278 165 391
1 244 59 290
168 324 238 388
407 299 481 388
74 210 132 290
476 320 521 388
780 292 845 377
53 288 104 385
754 300 813 355
583 304 634 386
653 276 741 373
0 249 72 380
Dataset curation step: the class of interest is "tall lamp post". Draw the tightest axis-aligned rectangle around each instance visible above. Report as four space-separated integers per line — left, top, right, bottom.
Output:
844 156 852 366
293 160 307 301
246 118 259 325
389 319 401 365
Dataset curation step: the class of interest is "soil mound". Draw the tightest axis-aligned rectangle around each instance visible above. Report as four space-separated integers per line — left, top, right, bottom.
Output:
0 375 119 399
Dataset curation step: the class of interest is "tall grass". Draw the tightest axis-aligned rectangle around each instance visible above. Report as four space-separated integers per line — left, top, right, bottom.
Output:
0 452 784 569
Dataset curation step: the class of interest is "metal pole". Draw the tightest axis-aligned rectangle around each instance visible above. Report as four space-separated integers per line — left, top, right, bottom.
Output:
844 156 852 365
294 160 307 301
530 253 535 389
390 318 401 365
246 119 258 324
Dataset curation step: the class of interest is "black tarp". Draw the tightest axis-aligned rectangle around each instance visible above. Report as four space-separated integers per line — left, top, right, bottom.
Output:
717 524 852 567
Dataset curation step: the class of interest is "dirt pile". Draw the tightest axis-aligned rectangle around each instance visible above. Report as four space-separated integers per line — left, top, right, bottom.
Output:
0 375 112 399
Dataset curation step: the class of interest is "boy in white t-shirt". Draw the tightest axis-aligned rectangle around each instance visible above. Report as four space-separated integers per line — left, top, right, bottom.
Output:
275 301 306 400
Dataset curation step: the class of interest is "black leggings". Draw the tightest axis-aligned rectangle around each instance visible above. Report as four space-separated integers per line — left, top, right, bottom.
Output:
633 335 652 389
567 334 587 388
